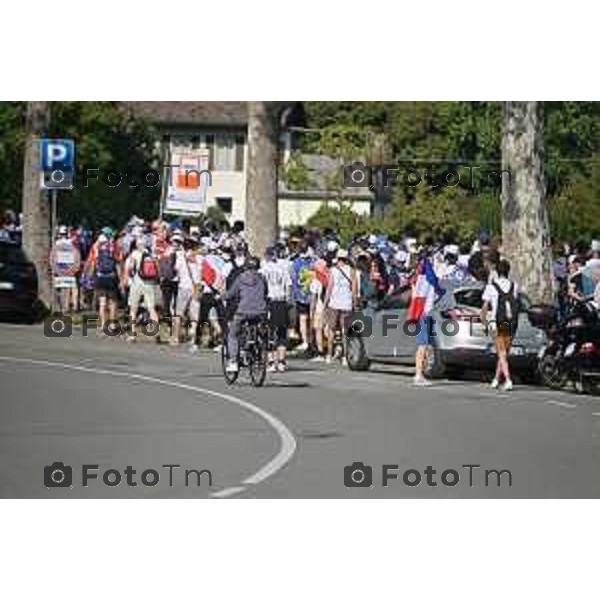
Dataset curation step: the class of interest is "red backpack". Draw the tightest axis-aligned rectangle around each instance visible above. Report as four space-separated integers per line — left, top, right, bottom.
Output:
138 250 159 281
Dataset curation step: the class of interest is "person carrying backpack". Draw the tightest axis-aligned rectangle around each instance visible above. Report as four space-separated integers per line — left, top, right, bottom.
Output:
124 237 161 342
84 231 119 336
481 259 519 391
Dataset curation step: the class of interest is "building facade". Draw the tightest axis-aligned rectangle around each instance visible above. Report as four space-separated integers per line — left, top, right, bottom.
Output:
124 101 373 227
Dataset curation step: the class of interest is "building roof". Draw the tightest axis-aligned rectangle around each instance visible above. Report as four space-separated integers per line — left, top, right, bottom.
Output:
123 102 249 127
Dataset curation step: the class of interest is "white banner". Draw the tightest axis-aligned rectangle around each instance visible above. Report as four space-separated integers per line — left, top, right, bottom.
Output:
163 149 211 216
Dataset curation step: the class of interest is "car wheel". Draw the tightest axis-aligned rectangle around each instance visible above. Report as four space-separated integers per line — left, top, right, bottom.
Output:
424 347 446 379
346 336 370 371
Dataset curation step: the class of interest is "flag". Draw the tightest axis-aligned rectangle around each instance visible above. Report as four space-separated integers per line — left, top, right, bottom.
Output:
406 258 442 322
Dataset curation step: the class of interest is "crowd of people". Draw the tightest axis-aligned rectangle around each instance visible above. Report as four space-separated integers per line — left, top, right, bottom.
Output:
4 207 600 387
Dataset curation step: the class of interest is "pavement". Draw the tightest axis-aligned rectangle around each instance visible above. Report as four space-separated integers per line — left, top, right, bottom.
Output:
1 321 600 498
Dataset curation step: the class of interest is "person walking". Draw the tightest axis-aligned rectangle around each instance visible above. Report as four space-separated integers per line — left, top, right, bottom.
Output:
261 246 292 372
323 249 357 365
481 259 519 391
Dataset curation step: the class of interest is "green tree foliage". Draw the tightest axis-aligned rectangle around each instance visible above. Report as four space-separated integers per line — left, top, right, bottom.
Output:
303 101 600 243
306 201 370 245
0 101 160 227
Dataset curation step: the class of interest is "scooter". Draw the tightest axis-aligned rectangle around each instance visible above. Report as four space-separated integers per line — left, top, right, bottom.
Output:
534 299 600 394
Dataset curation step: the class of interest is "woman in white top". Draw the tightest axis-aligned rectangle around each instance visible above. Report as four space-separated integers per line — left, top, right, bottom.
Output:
323 249 357 364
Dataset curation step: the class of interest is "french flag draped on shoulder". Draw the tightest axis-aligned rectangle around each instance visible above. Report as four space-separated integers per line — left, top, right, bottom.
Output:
407 257 444 322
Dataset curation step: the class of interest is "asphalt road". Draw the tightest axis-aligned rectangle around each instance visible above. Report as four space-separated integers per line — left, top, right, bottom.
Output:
1 322 600 498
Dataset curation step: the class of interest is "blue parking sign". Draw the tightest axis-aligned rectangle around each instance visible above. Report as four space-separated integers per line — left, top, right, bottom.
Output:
40 139 75 189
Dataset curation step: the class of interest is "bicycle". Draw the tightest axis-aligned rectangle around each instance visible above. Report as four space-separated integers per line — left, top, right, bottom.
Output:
222 316 269 387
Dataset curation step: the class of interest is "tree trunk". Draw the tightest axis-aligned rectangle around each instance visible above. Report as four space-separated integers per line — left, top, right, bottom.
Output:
22 102 52 307
501 101 554 304
246 101 278 256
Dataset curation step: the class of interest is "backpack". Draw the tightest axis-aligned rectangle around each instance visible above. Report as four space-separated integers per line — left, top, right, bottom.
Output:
96 245 116 278
493 281 519 335
158 252 177 284
138 250 159 281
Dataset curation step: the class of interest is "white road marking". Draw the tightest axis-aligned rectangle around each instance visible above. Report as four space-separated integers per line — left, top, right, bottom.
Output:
0 356 297 498
546 400 577 409
211 486 246 498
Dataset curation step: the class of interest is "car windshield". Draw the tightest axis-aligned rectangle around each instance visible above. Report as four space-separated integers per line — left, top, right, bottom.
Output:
0 243 28 265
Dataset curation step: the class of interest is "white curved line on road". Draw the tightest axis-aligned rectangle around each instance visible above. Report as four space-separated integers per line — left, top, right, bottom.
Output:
0 356 297 497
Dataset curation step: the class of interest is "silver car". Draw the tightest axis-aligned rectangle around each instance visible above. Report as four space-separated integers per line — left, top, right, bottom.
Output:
345 282 546 379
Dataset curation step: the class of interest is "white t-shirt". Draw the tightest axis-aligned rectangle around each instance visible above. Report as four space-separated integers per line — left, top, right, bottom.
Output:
260 259 292 301
482 277 518 324
310 278 325 314
328 264 354 311
175 250 199 290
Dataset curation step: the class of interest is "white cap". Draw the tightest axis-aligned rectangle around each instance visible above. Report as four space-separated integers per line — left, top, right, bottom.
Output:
591 240 600 253
171 231 184 243
395 250 409 263
58 225 68 235
337 248 349 260
445 244 459 256
368 234 378 245
326 240 339 253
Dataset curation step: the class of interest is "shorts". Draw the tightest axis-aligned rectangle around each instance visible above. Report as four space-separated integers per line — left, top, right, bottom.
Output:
269 300 289 329
324 308 350 332
95 276 119 301
129 280 157 313
175 287 199 319
493 329 513 354
199 293 221 325
415 316 434 347
296 301 310 316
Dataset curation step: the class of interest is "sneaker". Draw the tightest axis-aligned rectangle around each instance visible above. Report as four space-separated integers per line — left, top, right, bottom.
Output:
213 344 222 354
226 360 239 373
277 362 287 373
341 357 348 368
490 378 500 389
126 335 137 344
502 380 513 391
188 343 198 354
296 342 309 353
310 355 325 362
267 363 277 373
325 356 332 365
413 375 432 387
169 339 180 347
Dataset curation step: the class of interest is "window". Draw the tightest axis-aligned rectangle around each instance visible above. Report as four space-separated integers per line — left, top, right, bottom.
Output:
213 133 236 171
235 134 245 171
216 197 233 214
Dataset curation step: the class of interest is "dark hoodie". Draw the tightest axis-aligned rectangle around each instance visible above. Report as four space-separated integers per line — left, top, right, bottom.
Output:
223 269 268 315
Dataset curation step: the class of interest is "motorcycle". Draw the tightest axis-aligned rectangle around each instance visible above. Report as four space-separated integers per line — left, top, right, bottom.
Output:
531 299 600 394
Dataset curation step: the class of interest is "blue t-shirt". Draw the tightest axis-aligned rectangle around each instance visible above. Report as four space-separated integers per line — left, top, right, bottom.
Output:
291 255 314 304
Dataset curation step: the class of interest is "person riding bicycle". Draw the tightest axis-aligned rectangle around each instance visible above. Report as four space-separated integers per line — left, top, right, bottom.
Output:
223 255 268 373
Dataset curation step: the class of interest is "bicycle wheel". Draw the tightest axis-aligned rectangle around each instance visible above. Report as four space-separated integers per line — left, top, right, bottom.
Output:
249 335 268 387
221 342 239 385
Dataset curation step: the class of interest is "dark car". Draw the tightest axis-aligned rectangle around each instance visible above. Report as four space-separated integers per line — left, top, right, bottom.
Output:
0 240 39 321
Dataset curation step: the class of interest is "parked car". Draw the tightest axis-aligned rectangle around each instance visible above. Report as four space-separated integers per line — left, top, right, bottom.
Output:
0 240 38 322
346 282 546 379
